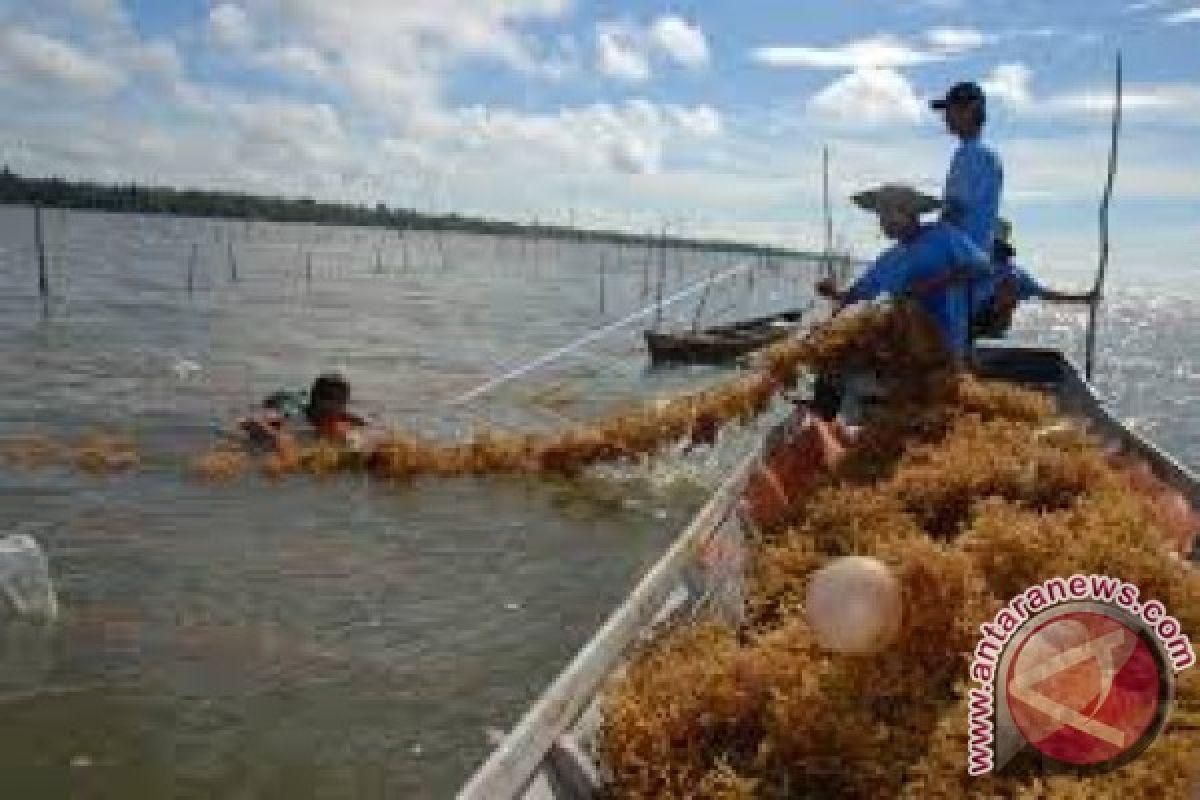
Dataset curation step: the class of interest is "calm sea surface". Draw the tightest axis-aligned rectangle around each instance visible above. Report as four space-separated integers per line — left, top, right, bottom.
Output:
0 206 1195 798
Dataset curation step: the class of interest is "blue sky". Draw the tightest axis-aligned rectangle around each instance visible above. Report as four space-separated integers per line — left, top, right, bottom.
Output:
0 0 1197 281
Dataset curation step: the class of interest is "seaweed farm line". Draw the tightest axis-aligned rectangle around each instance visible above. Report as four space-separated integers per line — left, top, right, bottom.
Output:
0 205 1198 798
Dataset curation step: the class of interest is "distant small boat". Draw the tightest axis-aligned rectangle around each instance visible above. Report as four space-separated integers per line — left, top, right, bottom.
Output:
644 308 809 366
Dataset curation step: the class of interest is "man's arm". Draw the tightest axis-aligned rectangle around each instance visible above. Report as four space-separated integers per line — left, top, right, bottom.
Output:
817 248 900 310
1016 268 1095 305
1036 287 1096 304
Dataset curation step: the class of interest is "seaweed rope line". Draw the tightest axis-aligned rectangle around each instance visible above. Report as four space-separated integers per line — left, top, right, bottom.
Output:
447 261 754 408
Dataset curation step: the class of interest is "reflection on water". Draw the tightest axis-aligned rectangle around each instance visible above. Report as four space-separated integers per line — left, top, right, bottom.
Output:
0 207 810 797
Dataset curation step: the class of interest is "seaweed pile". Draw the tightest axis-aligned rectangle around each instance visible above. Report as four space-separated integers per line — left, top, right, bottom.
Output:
598 332 1200 797
192 303 948 483
0 433 140 474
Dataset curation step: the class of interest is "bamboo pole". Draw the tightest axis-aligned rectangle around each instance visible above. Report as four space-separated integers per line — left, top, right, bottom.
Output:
599 250 607 315
641 230 651 299
34 205 49 315
187 242 198 296
822 146 834 283
691 267 718 331
1085 52 1123 383
654 225 667 330
228 240 239 282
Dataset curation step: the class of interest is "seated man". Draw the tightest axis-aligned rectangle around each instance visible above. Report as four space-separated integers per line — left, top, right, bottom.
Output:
971 219 1096 338
818 183 992 360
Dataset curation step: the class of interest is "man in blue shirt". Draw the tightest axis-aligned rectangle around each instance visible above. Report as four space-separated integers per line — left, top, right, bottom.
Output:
972 219 1096 338
932 82 1003 253
818 184 993 360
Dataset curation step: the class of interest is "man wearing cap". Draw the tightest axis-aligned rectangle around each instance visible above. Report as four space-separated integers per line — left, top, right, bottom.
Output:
971 219 1096 338
817 184 992 360
932 81 1003 254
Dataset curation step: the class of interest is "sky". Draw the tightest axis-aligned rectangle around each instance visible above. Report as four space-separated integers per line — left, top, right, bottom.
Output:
0 0 1198 282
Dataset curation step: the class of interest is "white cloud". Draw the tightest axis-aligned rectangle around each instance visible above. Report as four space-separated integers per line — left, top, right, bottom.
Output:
208 4 254 50
596 23 649 83
752 32 977 70
64 0 128 26
925 27 989 54
228 99 348 166
254 45 329 80
668 105 722 137
983 63 1034 109
977 63 1200 124
122 39 184 82
1044 85 1200 118
808 67 924 126
0 25 125 96
649 15 710 69
446 99 721 175
1163 7 1200 23
1126 0 1174 10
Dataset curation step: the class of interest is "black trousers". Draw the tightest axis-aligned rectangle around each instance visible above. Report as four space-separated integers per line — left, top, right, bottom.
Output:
812 371 843 421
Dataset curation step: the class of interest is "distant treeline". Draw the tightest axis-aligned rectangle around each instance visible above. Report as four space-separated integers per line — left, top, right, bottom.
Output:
0 166 849 262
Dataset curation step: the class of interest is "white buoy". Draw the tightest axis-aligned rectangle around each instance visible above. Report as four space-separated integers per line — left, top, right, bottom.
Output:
0 534 57 622
806 556 902 655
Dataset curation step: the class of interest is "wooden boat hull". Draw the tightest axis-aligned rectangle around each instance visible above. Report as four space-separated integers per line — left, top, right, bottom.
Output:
645 310 807 366
459 344 1200 799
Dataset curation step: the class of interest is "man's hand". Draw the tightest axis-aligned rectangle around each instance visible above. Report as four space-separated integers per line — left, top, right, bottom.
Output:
816 277 839 299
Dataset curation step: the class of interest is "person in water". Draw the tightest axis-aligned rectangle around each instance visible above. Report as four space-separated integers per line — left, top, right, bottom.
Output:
237 372 366 451
971 219 1097 338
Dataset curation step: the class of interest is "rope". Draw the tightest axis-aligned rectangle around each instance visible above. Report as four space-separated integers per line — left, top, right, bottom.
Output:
446 262 752 407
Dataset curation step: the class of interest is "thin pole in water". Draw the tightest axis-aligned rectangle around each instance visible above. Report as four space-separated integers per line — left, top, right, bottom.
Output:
654 224 667 330
599 250 607 315
641 230 651 299
822 145 834 283
305 251 313 289
1085 51 1123 383
228 240 239 282
187 242 198 296
34 205 49 316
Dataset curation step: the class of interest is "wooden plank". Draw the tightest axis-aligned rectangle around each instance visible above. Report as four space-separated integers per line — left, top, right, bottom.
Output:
458 443 763 799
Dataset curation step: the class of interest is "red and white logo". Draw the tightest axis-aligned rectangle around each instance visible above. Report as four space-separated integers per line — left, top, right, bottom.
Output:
1005 610 1166 768
966 576 1192 777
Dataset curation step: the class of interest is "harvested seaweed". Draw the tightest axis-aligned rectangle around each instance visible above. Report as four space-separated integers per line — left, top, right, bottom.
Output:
598 322 1200 798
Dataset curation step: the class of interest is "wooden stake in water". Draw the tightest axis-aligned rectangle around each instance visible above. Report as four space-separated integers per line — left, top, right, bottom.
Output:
599 250 607 315
641 231 651 299
228 240 239 282
305 251 313 288
374 245 383 274
822 145 834 284
692 267 718 331
654 226 667 330
1085 51 1123 383
34 205 49 315
187 242 198 296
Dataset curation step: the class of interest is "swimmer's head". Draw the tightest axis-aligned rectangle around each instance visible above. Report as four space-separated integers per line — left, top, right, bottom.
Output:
307 373 350 423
